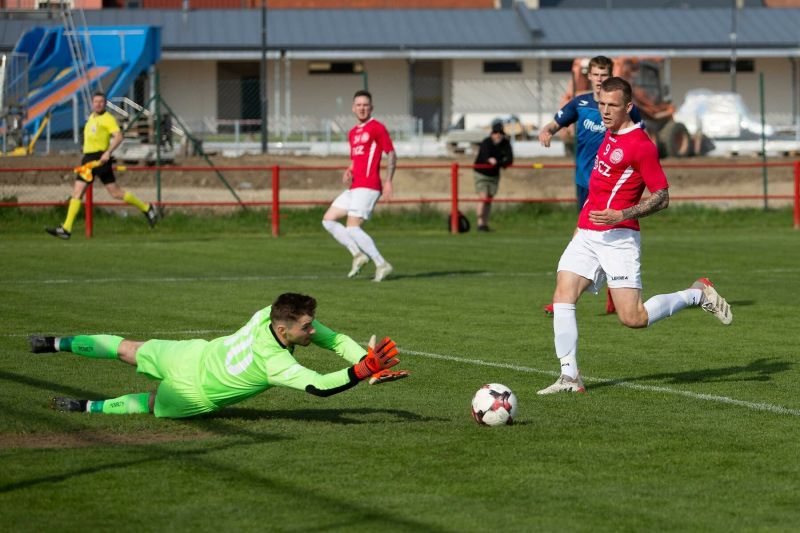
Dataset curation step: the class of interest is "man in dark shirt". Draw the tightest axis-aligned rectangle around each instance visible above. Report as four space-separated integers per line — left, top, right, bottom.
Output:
473 122 513 232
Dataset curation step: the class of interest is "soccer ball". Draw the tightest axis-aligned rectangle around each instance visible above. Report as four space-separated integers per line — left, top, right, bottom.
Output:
471 383 518 426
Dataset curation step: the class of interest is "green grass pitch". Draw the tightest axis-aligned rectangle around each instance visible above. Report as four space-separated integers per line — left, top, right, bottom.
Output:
1 205 799 531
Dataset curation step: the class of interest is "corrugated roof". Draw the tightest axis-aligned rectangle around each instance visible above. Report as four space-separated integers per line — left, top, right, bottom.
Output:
1 7 798 55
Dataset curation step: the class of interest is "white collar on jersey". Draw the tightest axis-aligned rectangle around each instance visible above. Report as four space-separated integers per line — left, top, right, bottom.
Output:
610 123 641 135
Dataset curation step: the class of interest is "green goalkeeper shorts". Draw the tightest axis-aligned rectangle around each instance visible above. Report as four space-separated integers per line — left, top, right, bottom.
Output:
136 339 217 419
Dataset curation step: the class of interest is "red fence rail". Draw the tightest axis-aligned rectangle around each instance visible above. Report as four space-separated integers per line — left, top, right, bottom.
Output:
1 160 798 236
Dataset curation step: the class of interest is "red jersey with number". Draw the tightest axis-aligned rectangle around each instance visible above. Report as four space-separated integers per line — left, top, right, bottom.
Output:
578 124 669 232
349 118 394 191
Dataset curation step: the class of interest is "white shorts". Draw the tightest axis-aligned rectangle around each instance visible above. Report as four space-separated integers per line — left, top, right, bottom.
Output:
557 228 642 294
331 187 382 220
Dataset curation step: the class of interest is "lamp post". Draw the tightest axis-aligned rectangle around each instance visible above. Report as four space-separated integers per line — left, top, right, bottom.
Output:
260 0 268 154
730 0 738 92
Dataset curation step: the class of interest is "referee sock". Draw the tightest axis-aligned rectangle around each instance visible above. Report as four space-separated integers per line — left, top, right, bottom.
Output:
62 198 82 233
553 303 579 379
322 220 360 256
87 392 150 415
56 335 122 359
643 289 702 326
123 191 149 213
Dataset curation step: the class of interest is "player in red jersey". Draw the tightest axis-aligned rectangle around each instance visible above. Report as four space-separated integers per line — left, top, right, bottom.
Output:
538 77 732 395
323 90 397 282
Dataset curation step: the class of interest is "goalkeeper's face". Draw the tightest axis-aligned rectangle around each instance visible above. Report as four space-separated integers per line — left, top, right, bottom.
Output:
281 314 316 347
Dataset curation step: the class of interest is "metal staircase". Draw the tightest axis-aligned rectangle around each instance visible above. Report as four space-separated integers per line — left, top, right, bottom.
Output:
60 7 101 116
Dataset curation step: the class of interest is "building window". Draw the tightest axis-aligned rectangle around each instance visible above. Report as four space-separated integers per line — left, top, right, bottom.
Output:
550 60 573 73
483 61 522 74
701 59 755 73
308 62 364 75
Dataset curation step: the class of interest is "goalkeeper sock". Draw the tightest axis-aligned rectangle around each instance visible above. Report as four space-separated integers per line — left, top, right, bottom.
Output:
553 303 579 379
123 191 149 213
643 289 702 326
322 220 360 255
87 392 151 415
62 198 82 233
57 335 122 359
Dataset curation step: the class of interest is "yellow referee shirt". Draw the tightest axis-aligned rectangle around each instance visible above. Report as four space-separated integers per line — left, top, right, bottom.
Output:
83 111 120 154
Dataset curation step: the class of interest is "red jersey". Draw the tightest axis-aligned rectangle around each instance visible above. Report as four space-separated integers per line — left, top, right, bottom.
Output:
578 125 669 232
348 118 394 191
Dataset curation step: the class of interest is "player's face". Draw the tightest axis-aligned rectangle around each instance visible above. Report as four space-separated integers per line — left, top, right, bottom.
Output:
598 89 633 131
352 96 373 123
588 66 611 96
281 315 316 347
92 95 106 114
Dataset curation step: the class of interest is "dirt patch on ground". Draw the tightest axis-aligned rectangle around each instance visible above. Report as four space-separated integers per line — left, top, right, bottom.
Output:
1 153 795 207
0 430 214 449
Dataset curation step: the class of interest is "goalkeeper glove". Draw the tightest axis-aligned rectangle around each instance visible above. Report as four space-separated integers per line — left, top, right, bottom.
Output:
369 369 410 385
353 335 399 380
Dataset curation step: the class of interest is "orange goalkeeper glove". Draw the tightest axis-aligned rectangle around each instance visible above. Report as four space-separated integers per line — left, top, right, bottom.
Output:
369 369 410 385
353 335 400 380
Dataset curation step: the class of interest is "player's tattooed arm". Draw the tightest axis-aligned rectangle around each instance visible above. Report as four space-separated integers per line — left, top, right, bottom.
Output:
621 188 669 220
386 150 397 181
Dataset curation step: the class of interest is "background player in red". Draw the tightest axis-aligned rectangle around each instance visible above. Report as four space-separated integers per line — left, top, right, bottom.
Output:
538 77 732 395
322 90 397 282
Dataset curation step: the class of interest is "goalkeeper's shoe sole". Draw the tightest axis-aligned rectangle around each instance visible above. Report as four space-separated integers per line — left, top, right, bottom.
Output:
692 278 733 325
537 374 586 395
51 397 87 412
369 369 410 385
29 336 57 353
45 226 71 240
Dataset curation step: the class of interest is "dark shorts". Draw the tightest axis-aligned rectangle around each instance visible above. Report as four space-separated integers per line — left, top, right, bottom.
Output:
474 171 499 197
80 151 115 185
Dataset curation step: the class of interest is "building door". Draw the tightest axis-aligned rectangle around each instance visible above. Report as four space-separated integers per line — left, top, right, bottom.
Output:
411 61 443 135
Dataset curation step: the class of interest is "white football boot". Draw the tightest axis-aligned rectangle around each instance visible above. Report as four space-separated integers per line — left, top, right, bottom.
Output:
692 278 732 325
347 253 369 278
373 262 393 282
537 374 586 395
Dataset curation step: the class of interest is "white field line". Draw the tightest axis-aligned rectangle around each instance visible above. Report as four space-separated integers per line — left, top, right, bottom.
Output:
2 267 798 285
6 331 798 417
2 272 553 285
403 348 800 418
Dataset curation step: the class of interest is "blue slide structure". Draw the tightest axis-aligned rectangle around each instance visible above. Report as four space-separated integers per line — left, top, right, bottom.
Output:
12 25 160 136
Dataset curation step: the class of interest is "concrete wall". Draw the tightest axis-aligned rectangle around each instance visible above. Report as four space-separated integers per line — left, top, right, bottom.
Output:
159 60 217 131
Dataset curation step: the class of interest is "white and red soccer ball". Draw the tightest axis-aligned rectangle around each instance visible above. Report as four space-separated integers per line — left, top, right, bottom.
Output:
471 383 518 426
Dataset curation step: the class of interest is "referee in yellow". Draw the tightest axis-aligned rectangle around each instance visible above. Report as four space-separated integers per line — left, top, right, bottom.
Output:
47 91 158 239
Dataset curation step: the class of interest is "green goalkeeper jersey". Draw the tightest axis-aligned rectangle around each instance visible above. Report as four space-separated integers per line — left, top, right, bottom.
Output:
199 306 366 409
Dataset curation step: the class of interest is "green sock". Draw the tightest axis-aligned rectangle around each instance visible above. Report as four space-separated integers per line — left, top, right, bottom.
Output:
88 393 151 415
58 335 123 359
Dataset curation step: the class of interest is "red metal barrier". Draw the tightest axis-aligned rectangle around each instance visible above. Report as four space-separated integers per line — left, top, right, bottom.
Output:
271 165 280 237
3 160 799 235
794 160 800 229
450 162 459 234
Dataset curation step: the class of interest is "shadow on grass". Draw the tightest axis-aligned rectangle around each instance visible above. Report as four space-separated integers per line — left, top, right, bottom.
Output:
199 406 448 425
0 369 108 400
388 269 488 281
590 357 793 391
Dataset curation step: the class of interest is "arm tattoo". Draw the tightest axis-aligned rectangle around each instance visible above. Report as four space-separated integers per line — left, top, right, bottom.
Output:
386 151 397 181
621 188 669 220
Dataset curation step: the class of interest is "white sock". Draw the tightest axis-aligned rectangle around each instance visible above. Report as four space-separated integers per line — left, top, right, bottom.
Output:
53 337 61 352
553 303 578 379
643 288 702 326
346 226 385 265
322 220 360 256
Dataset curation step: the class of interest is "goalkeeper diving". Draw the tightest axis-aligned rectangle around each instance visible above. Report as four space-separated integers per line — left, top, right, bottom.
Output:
29 293 409 418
